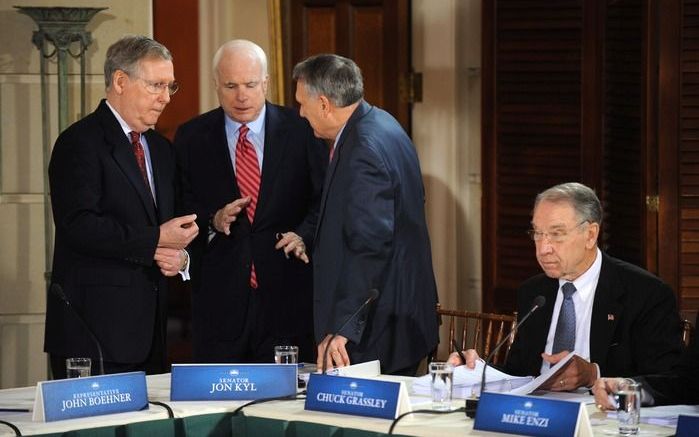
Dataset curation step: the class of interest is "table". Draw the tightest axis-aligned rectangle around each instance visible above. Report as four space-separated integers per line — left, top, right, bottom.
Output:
0 374 685 436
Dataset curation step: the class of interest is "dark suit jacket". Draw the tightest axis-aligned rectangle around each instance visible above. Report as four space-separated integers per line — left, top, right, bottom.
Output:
174 103 326 362
506 252 683 378
45 99 174 364
638 314 699 405
312 100 439 374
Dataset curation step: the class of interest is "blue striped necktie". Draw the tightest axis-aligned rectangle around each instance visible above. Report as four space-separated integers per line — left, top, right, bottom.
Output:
552 282 577 354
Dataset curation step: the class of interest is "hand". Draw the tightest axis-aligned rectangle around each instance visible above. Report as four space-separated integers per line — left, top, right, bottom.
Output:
212 197 251 235
154 247 187 277
592 377 624 411
316 334 350 371
447 349 481 368
158 214 198 249
540 351 598 391
274 231 309 263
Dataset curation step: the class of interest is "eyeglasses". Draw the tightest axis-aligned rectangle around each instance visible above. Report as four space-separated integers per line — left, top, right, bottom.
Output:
134 76 179 96
527 221 589 243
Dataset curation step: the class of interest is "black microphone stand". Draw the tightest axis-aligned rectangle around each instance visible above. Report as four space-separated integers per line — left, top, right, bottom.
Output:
466 295 546 418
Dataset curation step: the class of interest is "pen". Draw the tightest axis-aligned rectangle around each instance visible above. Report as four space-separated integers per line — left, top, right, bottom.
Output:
451 339 467 365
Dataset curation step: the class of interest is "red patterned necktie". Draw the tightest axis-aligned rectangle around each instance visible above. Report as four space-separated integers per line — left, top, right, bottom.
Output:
128 131 152 195
235 124 261 289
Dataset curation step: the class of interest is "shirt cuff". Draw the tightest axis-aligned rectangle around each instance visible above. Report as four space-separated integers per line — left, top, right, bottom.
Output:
178 249 191 281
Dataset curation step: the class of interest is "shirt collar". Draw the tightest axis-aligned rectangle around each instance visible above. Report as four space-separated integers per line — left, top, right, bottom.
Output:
225 104 266 136
105 100 140 138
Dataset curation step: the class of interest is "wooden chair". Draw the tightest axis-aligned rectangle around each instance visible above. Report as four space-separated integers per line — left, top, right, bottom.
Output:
682 318 694 347
431 304 518 365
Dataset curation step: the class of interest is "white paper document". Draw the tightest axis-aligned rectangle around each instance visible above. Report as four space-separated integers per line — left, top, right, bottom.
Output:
412 361 533 398
509 351 576 395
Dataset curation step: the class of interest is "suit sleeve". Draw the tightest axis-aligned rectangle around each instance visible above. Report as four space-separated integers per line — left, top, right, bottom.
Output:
637 326 699 405
335 144 394 344
629 281 683 375
49 130 159 265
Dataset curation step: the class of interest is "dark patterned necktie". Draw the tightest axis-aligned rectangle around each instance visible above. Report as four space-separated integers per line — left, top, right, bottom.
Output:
552 282 577 354
235 124 261 289
128 131 152 195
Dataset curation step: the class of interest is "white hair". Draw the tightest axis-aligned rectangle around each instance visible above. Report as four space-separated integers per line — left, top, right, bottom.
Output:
212 39 268 78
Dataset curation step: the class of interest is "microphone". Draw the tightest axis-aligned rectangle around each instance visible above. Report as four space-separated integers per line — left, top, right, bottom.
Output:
321 288 380 374
466 295 546 418
50 283 105 376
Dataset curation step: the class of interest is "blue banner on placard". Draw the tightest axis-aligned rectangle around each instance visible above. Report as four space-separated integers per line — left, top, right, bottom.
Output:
170 364 297 401
474 392 581 437
40 372 147 422
676 414 699 437
305 373 400 419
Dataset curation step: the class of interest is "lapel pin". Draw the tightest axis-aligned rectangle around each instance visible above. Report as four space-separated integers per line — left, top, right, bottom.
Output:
607 314 615 321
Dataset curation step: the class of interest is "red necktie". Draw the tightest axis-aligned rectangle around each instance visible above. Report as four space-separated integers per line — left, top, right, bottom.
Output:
128 131 152 195
235 124 261 288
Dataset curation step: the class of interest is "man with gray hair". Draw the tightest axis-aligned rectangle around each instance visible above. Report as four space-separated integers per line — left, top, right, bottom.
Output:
293 54 439 375
450 182 683 391
175 40 326 363
46 35 199 378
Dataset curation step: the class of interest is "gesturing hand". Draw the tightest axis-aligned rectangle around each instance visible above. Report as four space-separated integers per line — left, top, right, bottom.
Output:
158 214 198 249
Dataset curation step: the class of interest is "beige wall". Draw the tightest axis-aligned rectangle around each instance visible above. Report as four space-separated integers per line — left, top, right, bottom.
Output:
412 0 482 359
0 0 482 387
0 0 152 388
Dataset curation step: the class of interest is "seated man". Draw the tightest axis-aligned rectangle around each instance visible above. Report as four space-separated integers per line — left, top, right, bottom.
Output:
449 182 683 391
593 315 699 407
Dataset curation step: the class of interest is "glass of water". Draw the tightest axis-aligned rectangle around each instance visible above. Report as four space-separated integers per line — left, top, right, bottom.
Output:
615 378 642 435
66 357 91 378
274 345 299 364
429 362 454 411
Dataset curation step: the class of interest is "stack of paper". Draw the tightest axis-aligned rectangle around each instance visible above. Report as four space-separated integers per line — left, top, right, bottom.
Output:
412 361 533 398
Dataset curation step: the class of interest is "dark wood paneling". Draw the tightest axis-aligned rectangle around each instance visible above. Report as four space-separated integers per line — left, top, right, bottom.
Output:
680 0 699 314
483 0 585 313
153 0 200 141
283 0 411 132
602 0 644 266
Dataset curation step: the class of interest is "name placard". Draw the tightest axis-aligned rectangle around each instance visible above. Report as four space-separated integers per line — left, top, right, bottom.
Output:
32 372 147 422
676 415 699 437
473 392 592 437
170 364 297 401
304 373 410 420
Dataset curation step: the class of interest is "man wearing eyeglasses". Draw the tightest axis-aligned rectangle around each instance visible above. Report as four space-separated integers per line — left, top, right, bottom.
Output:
45 36 199 378
450 182 683 391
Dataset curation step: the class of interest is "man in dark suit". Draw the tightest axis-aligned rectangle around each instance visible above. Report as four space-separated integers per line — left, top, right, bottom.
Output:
450 182 683 390
174 40 325 363
292 54 439 376
46 36 199 378
593 315 698 407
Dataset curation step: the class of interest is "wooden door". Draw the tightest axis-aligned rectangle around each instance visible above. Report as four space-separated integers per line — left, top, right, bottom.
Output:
282 0 412 132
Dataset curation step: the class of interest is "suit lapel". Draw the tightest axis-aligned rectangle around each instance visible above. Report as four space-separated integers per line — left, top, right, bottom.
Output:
145 131 171 221
589 254 624 365
212 108 238 194
255 103 285 222
314 100 372 244
98 102 158 224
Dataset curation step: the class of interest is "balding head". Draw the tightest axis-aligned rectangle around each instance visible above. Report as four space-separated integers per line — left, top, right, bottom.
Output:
213 39 268 78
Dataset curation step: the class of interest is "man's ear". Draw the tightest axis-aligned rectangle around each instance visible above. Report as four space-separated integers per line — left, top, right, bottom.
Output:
586 222 600 249
112 70 128 94
319 95 331 114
